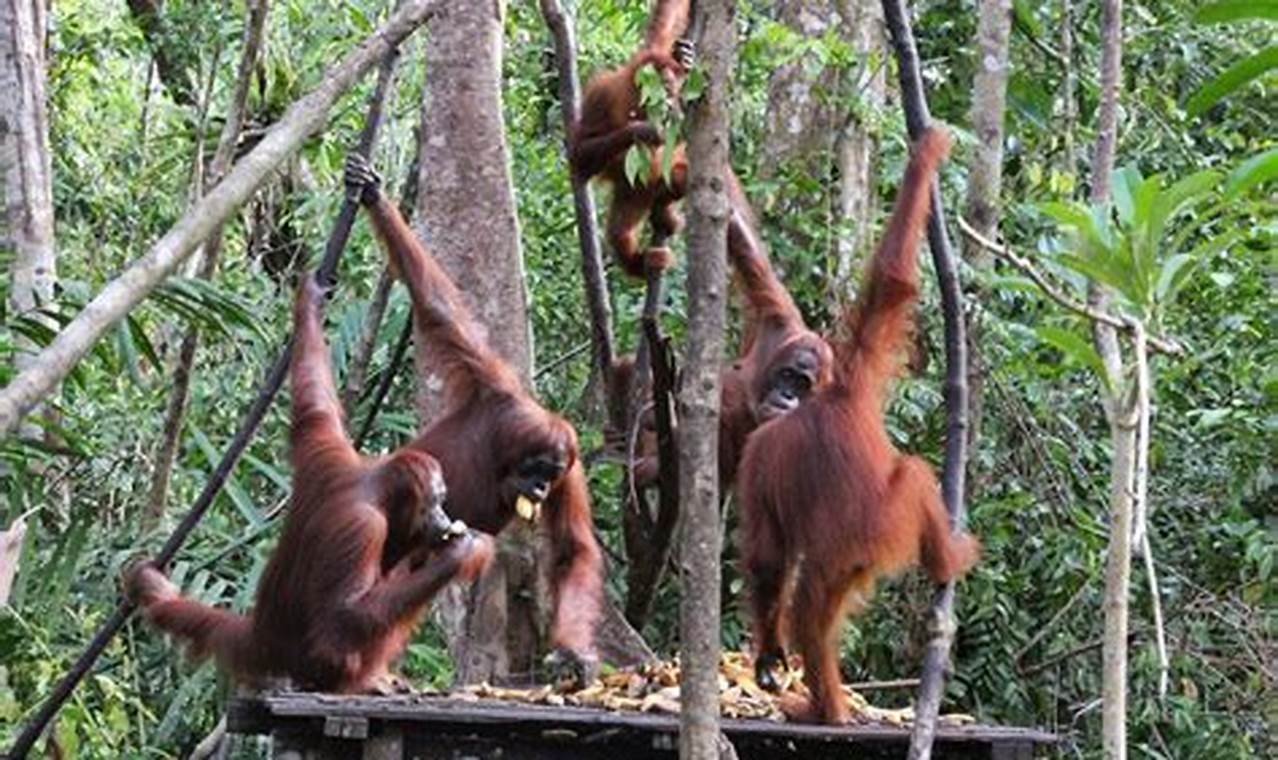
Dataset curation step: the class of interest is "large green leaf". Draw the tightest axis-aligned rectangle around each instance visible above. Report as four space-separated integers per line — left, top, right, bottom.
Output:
1224 147 1278 199
1187 45 1278 116
1194 1 1278 24
1156 229 1247 307
1040 201 1111 257
1149 171 1221 245
1112 166 1143 227
1035 325 1112 389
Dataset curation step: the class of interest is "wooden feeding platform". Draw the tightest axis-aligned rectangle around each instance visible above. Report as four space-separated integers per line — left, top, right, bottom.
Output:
227 692 1057 759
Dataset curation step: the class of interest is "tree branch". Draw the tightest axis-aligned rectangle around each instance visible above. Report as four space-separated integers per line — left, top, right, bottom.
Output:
956 215 1182 355
2 9 419 750
0 0 446 440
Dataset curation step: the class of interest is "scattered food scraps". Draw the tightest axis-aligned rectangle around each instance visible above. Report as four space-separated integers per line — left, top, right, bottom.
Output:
455 652 976 726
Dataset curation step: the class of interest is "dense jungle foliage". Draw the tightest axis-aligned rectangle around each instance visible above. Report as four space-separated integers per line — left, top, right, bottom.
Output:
0 1 1272 757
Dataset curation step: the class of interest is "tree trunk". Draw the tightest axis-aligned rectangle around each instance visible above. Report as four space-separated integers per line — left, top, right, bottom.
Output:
678 1 735 758
876 3 971 759
411 0 536 685
2 0 56 439
832 0 887 299
145 0 271 530
1101 391 1135 760
961 0 1011 484
761 0 885 299
1060 0 1077 177
538 0 616 413
126 0 197 107
964 0 1011 268
760 1 845 177
0 0 447 439
1090 3 1128 756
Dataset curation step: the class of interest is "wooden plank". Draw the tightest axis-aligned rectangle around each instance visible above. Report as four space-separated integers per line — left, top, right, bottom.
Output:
228 693 1057 748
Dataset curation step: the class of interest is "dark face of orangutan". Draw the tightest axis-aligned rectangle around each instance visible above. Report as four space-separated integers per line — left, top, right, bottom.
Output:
755 341 828 422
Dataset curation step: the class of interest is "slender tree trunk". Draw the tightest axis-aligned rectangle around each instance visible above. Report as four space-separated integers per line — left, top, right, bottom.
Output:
145 0 271 529
536 0 661 667
964 0 1011 267
833 0 886 298
678 1 735 757
2 0 56 439
1060 0 1077 177
1101 389 1135 760
538 0 616 410
961 0 1012 481
1090 2 1128 756
1090 0 1122 207
412 0 537 685
877 3 971 759
126 0 197 107
762 0 886 300
0 0 447 439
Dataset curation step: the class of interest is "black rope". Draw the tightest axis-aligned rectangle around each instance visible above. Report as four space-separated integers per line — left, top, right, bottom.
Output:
5 42 404 760
876 2 970 758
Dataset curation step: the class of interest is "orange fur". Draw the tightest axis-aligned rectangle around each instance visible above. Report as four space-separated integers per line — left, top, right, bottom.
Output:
736 129 979 724
358 189 604 661
128 278 491 693
570 1 691 278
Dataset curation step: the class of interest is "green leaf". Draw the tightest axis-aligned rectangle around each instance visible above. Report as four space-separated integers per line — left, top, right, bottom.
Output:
1035 325 1111 388
681 66 707 102
1112 166 1142 227
1156 227 1244 308
1194 1 1278 24
125 315 161 373
662 123 678 184
1150 171 1220 243
191 428 261 527
623 145 646 187
983 273 1042 295
1039 201 1094 233
1056 253 1119 290
1225 147 1278 199
1187 46 1278 116
114 321 142 386
1155 254 1196 303
241 452 291 493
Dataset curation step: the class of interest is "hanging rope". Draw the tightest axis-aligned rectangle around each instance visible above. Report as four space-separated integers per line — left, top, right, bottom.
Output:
875 2 972 759
5 42 405 760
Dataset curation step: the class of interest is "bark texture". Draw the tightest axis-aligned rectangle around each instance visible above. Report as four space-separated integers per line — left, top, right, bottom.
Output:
963 0 1011 268
761 0 886 296
2 0 56 435
760 1 847 176
0 0 447 439
833 0 887 297
1090 3 1129 757
1060 0 1077 176
678 1 735 758
411 0 537 685
961 0 1011 478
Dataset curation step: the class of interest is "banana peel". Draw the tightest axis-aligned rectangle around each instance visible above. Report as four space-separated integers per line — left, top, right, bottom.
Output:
450 651 975 726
